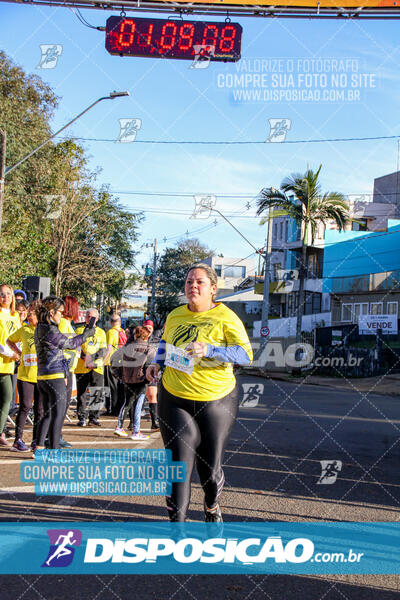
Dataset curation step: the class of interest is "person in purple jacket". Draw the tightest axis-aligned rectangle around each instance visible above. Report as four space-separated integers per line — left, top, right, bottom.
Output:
34 296 94 451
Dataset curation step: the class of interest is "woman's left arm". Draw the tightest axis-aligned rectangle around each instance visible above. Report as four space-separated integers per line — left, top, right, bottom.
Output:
186 314 253 365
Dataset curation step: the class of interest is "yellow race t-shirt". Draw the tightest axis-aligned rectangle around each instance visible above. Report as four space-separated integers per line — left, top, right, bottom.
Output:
161 303 252 401
8 324 37 383
0 308 21 374
75 326 107 375
104 327 122 366
59 317 79 372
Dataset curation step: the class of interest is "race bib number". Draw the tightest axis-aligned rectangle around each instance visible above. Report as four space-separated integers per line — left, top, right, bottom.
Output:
165 344 194 375
23 354 37 367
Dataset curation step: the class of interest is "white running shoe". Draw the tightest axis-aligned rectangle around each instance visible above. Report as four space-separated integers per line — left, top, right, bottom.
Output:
114 427 128 438
130 432 149 441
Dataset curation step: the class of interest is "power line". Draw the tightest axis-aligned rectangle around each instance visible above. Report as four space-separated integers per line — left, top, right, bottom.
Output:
13 184 388 200
69 7 104 30
58 134 400 145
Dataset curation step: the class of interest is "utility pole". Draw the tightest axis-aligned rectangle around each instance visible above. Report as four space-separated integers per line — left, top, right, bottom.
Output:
260 209 273 352
150 238 158 319
0 130 6 235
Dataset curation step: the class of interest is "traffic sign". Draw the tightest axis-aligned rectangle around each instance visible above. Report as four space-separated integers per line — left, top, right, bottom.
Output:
260 326 269 337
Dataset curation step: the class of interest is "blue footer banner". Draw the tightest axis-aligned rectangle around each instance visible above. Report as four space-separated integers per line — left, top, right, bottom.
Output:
0 522 399 574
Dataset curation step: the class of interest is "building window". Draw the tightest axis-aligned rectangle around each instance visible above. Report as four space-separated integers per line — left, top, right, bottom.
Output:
353 303 369 322
224 265 246 278
214 265 222 277
285 220 289 241
369 302 383 315
351 219 367 231
279 222 283 239
341 303 353 322
273 223 278 239
387 301 398 315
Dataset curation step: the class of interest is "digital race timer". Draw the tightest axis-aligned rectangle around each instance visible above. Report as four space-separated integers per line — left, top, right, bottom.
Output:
105 16 242 62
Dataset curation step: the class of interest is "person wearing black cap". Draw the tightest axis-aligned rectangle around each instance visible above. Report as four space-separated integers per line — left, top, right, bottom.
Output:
14 290 27 302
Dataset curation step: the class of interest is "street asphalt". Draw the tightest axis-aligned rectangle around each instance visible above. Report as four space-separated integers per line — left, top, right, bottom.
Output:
0 374 399 599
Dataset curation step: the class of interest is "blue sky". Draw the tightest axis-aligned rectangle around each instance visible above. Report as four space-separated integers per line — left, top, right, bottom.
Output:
2 3 400 274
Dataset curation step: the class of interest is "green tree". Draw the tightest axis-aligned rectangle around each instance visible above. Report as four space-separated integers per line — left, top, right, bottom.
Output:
256 165 350 351
153 238 215 326
0 51 143 306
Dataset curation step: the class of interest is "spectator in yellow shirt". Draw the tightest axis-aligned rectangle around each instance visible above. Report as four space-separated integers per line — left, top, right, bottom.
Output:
0 284 21 447
7 300 41 452
75 308 107 427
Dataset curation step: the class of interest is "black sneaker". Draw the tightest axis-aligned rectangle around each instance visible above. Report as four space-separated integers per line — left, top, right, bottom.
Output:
88 419 101 427
204 501 223 523
77 419 87 427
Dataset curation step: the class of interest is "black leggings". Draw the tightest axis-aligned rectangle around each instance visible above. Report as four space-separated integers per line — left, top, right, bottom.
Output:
159 383 238 522
15 380 38 442
36 379 67 449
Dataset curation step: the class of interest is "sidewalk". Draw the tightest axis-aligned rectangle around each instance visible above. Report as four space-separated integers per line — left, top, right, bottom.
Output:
243 368 400 397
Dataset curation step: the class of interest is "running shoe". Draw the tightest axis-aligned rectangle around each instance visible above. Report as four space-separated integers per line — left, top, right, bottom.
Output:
130 432 149 441
77 419 87 427
204 501 223 523
88 419 101 427
59 438 73 448
151 424 160 432
10 439 30 453
114 427 128 438
0 434 11 447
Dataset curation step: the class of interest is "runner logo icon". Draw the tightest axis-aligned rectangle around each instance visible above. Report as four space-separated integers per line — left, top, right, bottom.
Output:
317 460 342 485
42 529 82 567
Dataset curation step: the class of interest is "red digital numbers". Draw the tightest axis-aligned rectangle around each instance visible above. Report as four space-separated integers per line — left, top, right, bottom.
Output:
106 16 242 62
179 24 195 51
201 24 219 48
138 23 154 46
160 22 178 51
220 25 237 52
118 19 135 48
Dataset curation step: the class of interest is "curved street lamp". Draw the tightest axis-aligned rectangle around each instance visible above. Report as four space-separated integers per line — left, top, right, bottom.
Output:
0 91 129 232
5 90 129 176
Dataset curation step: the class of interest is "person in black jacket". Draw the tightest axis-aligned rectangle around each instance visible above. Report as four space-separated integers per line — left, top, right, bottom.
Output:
34 296 95 450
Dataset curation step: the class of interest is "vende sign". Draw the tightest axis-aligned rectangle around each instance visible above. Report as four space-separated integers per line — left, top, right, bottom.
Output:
358 314 398 335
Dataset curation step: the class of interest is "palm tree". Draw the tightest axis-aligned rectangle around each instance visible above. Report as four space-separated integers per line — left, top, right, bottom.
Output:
256 165 350 359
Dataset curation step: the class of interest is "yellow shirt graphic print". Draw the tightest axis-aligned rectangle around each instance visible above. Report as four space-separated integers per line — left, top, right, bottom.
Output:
162 303 252 402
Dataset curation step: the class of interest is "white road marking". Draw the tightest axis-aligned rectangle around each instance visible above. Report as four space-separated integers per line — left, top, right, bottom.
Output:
0 485 35 494
70 440 153 445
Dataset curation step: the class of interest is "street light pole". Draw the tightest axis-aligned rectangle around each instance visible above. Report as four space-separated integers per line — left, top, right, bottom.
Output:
0 91 129 234
150 238 158 319
260 209 273 350
5 91 129 176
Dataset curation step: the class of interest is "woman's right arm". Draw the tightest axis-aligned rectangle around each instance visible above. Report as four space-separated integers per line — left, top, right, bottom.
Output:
48 327 96 350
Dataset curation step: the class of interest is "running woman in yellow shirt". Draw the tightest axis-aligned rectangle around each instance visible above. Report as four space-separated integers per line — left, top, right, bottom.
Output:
147 263 252 523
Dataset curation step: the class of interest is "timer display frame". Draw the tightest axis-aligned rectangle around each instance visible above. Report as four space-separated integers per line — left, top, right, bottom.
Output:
105 16 242 62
